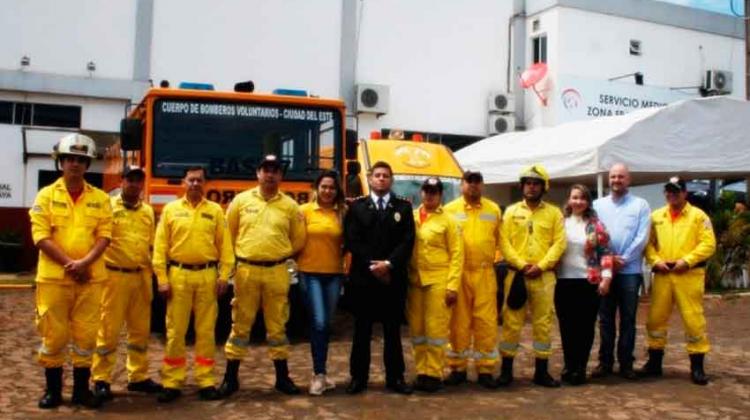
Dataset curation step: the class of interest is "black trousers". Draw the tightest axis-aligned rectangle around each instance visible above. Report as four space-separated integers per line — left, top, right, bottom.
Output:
349 315 405 383
554 278 601 372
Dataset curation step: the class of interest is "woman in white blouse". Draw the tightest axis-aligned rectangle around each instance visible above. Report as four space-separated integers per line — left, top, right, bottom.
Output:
555 184 612 386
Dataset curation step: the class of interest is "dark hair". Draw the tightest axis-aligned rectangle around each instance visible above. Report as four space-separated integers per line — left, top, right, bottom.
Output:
368 161 393 176
183 166 206 179
564 184 597 220
313 170 346 212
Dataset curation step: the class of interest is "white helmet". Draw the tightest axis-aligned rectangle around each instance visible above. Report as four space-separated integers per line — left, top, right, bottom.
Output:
53 133 97 160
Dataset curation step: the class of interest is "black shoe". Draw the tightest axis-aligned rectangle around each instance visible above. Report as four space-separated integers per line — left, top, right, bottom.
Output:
71 368 103 409
619 365 638 380
345 379 367 395
444 371 467 386
477 373 497 389
591 363 613 379
495 357 514 387
157 388 182 403
415 376 442 393
38 367 63 409
568 369 587 386
127 378 163 394
94 381 114 401
198 386 221 401
218 359 240 398
690 354 709 385
638 349 664 378
533 358 560 388
273 359 300 395
386 378 414 395
560 367 573 384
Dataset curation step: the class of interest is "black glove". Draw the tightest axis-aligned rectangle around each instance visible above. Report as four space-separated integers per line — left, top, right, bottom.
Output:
506 270 527 310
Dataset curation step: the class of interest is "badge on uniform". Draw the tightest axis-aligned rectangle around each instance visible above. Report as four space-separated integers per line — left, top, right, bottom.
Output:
394 212 401 222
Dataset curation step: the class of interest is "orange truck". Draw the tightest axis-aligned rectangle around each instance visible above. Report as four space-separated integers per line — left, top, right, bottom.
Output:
105 83 346 209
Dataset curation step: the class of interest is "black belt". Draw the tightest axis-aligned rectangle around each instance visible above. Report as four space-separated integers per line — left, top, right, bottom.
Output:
236 256 286 267
106 264 142 273
693 261 707 269
168 260 217 270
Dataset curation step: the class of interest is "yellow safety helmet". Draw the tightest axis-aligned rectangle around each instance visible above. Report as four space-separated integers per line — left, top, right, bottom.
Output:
519 164 550 191
52 133 97 160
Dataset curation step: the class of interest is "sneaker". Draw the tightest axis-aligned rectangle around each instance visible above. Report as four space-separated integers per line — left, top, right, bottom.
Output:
309 374 326 396
324 375 336 391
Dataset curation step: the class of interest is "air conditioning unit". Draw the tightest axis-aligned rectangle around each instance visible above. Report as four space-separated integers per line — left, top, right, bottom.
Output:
704 70 732 95
488 114 515 135
488 92 514 113
356 84 390 115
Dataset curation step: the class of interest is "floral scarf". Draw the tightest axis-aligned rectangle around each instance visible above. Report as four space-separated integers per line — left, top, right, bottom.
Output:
583 217 613 284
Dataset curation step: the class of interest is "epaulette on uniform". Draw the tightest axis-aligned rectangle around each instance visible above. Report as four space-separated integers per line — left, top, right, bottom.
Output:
393 194 412 204
353 195 369 201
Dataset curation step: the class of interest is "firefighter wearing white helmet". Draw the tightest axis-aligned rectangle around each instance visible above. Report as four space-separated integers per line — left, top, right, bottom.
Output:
29 133 112 409
495 164 566 388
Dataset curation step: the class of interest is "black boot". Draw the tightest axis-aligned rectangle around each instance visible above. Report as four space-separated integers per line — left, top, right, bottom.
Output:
218 359 240 397
71 367 103 408
443 370 467 386
638 349 664 378
38 367 63 409
533 358 560 388
273 360 300 395
94 381 113 401
495 357 514 387
689 354 709 385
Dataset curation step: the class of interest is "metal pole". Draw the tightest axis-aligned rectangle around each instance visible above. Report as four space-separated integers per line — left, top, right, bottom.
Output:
746 0 749 99
597 173 604 198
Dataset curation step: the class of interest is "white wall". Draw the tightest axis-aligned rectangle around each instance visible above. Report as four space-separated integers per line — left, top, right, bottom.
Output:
0 0 136 79
355 0 513 138
149 0 342 97
556 7 744 94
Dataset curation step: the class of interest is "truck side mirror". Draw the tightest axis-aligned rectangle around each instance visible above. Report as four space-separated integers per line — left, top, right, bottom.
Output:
120 118 143 151
345 129 358 160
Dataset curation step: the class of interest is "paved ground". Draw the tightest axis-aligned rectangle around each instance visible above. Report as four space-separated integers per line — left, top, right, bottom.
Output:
1 289 749 420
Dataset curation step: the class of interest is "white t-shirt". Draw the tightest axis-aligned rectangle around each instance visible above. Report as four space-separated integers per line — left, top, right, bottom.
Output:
557 216 588 279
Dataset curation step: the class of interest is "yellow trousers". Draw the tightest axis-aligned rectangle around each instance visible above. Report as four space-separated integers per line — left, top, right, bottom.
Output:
408 283 451 378
499 271 555 359
225 263 290 361
35 280 103 368
161 266 218 389
92 270 152 383
448 266 498 374
647 270 710 354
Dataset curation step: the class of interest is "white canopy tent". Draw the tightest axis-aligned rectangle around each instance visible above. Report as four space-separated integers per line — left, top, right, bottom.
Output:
456 97 750 198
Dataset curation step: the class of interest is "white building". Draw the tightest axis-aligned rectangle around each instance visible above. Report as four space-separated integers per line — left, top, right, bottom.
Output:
0 0 744 266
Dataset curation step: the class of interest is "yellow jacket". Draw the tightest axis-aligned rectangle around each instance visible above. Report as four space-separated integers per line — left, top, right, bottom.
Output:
105 196 154 270
645 203 716 268
226 187 306 262
500 200 566 271
444 196 502 270
153 197 234 285
410 206 464 291
29 177 112 284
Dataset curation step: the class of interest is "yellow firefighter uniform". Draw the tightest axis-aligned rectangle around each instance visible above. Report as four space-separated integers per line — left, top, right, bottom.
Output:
498 200 566 359
153 197 234 389
92 196 155 383
224 187 306 361
444 196 502 374
408 206 464 378
29 178 112 368
645 203 716 354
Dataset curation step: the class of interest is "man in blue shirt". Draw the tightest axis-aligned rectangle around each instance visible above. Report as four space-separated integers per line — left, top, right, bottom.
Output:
592 163 651 379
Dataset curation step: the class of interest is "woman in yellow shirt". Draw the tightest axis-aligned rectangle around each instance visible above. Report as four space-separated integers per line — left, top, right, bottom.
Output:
408 177 464 393
297 170 346 396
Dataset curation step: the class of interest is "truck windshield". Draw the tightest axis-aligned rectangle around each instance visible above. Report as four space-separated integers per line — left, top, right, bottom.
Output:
152 98 342 180
392 175 461 208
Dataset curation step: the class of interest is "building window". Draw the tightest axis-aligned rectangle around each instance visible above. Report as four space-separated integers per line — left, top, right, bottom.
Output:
0 101 12 124
0 101 81 128
532 35 547 64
